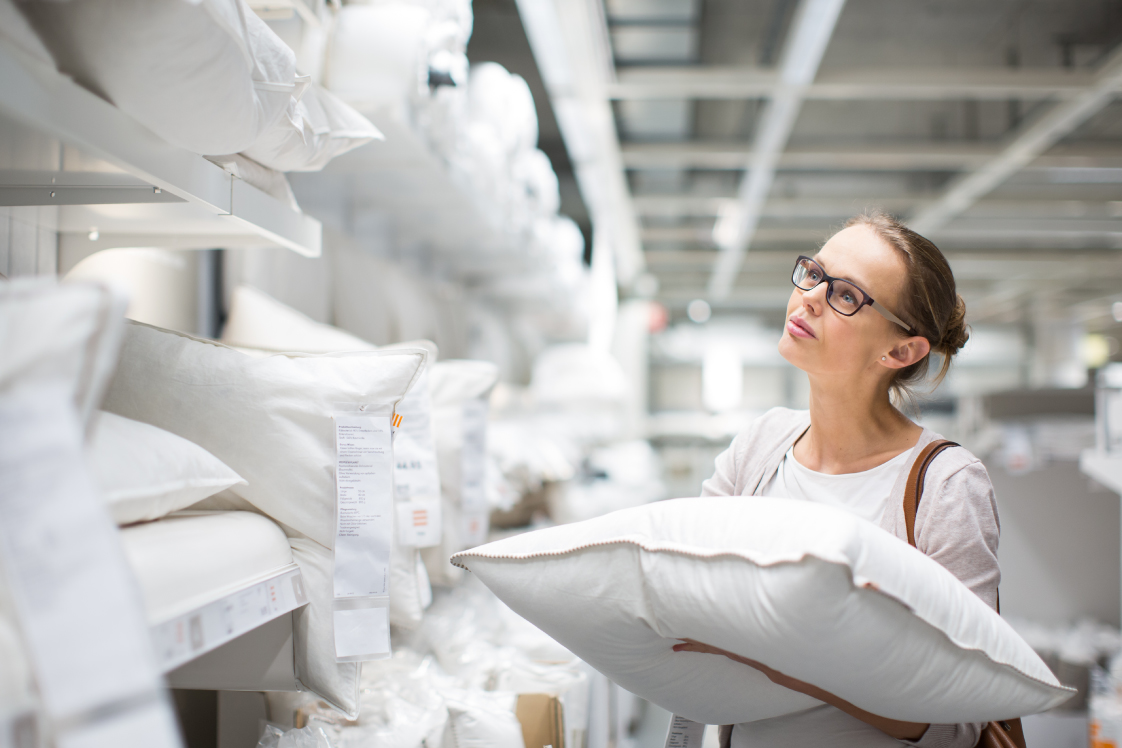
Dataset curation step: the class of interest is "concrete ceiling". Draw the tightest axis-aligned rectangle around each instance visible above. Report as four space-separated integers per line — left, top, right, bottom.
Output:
599 0 1122 331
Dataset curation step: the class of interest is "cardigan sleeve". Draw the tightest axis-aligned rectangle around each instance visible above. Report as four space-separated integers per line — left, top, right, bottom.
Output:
700 433 742 497
914 459 1002 610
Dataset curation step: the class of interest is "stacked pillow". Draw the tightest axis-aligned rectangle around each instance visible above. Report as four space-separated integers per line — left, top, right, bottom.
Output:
102 320 426 717
88 411 244 525
453 497 1074 725
422 360 499 587
220 285 439 631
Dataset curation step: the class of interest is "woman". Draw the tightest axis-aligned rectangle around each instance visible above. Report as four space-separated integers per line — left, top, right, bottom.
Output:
675 212 999 748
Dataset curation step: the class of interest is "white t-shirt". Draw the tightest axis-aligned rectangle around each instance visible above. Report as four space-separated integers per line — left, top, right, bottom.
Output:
736 446 916 748
759 445 912 525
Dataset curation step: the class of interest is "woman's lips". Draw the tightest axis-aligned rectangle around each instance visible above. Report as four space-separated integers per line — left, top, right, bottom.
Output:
787 317 816 339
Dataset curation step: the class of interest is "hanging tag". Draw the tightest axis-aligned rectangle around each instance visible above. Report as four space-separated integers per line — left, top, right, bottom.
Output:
333 414 394 662
396 497 442 547
460 510 490 548
460 398 488 513
0 389 182 748
664 716 706 748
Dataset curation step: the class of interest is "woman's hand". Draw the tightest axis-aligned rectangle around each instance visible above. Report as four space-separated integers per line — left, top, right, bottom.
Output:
672 638 929 741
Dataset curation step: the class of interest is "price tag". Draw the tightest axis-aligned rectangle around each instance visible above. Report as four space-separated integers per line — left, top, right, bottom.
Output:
333 414 394 661
664 716 706 748
396 498 442 547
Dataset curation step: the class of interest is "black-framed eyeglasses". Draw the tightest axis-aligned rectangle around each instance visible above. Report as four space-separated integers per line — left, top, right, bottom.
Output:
791 255 915 334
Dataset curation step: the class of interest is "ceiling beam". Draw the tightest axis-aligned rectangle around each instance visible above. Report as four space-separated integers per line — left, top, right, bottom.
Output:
515 0 644 284
634 196 1122 219
608 66 1097 101
620 142 1122 171
708 0 847 298
910 45 1122 235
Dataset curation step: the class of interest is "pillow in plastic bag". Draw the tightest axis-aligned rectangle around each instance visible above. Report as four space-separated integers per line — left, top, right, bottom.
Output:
23 0 296 155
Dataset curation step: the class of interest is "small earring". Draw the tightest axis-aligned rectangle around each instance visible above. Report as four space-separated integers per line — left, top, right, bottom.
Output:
881 356 886 361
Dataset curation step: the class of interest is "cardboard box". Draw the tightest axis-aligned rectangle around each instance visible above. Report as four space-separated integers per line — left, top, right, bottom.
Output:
517 693 565 748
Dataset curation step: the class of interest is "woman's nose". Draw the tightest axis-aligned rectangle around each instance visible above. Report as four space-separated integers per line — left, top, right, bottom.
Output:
802 281 827 311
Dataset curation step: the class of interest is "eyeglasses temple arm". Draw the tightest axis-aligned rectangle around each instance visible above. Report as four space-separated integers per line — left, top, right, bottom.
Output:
870 300 916 335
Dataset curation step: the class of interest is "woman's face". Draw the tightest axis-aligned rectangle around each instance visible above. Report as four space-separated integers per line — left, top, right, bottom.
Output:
778 224 909 381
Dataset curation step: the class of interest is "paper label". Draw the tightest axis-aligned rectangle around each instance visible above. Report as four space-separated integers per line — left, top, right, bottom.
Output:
396 498 442 547
0 388 180 748
393 370 441 502
664 716 706 748
332 604 390 660
334 415 394 598
460 510 490 548
460 398 489 512
333 414 394 661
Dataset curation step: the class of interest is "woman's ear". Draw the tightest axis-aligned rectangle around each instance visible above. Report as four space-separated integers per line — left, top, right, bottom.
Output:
884 336 930 369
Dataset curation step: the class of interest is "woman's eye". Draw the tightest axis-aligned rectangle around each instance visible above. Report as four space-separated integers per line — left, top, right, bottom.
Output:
841 291 855 304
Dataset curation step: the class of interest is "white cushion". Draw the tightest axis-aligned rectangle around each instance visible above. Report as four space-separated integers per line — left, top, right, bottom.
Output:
24 0 295 155
220 285 438 627
423 361 499 586
1 279 126 433
242 83 383 173
221 284 372 353
119 511 292 623
289 537 360 717
452 497 1074 725
102 321 426 548
89 412 245 525
327 4 430 112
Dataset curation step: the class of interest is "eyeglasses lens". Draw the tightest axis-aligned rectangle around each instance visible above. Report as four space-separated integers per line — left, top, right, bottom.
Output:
792 257 866 316
792 258 820 290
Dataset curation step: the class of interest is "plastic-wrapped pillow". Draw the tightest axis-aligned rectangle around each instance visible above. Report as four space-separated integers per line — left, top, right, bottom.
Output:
88 412 245 525
102 321 426 549
23 0 297 155
467 63 537 157
328 4 430 113
242 84 384 173
453 496 1075 726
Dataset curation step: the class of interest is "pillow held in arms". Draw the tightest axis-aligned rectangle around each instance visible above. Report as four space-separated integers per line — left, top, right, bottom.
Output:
102 321 426 549
89 411 245 525
452 496 1074 726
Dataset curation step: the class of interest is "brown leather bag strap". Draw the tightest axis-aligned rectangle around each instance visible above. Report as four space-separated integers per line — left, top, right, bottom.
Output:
902 439 959 548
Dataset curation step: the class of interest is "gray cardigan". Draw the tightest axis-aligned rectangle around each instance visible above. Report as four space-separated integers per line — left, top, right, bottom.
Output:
701 407 1001 748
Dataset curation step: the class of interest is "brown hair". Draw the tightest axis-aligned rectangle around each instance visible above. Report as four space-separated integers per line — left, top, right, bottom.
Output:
843 211 969 398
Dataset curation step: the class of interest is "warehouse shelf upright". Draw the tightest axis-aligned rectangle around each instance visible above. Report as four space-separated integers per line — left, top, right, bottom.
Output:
0 32 323 266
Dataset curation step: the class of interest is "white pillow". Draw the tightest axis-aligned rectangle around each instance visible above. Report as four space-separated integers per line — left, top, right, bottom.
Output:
327 4 430 112
423 361 499 587
452 497 1074 725
220 286 439 627
1 279 127 434
102 321 426 549
446 693 526 748
242 84 384 172
23 0 295 155
221 284 372 354
289 537 360 718
88 412 245 525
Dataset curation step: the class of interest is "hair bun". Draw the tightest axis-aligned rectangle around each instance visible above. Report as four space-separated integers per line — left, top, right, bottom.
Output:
939 294 969 353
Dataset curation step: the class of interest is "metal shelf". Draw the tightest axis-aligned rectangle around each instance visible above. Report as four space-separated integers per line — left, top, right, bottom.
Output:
0 34 322 258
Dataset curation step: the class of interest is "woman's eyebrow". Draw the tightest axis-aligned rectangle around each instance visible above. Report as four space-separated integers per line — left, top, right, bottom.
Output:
812 254 870 290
